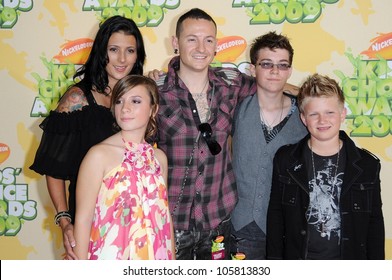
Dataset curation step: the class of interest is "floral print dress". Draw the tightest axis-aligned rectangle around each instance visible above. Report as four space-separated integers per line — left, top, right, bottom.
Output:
88 141 173 260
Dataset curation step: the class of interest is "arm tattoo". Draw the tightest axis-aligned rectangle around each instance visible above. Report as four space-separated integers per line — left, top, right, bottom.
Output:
56 88 88 113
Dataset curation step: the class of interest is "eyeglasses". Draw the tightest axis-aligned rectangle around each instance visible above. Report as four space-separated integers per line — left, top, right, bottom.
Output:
257 62 291 71
198 123 222 155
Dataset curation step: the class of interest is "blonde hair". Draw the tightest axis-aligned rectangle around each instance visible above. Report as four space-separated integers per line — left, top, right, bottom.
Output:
298 73 345 113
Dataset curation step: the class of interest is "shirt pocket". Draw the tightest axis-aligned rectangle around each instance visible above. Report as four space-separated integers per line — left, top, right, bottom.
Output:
279 175 298 206
216 98 236 133
351 183 374 213
158 105 187 136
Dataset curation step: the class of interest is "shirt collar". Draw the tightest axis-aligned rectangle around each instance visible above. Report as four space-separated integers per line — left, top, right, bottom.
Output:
162 56 231 92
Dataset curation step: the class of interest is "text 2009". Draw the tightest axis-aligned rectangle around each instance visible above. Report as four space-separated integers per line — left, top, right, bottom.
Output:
217 266 270 276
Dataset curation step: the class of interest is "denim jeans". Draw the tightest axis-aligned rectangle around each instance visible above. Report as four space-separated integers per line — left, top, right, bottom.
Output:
230 221 266 260
174 216 231 260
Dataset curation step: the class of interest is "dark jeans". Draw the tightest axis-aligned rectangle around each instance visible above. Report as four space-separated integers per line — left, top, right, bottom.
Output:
175 216 231 260
230 221 266 260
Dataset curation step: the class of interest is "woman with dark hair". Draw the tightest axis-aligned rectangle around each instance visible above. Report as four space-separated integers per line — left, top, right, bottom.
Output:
30 16 146 260
75 15 146 92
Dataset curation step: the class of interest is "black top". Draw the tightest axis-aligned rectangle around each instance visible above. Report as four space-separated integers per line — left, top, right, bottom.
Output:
30 84 115 221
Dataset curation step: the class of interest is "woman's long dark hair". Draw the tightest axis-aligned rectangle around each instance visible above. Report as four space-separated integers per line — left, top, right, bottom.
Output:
74 16 146 94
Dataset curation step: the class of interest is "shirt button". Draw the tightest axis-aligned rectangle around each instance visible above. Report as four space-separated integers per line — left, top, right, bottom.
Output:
196 191 201 201
300 230 306 235
193 109 197 113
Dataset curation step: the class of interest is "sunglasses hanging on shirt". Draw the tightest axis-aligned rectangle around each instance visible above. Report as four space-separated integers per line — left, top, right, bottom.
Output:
198 122 222 155
197 83 221 156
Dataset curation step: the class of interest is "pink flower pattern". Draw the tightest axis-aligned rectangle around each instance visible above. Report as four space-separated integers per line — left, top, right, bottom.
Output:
87 141 173 260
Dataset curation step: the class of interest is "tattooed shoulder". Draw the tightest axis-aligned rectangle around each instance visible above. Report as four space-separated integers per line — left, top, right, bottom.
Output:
56 87 88 113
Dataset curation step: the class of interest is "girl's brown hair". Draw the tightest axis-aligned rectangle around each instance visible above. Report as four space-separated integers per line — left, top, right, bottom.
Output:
111 75 159 141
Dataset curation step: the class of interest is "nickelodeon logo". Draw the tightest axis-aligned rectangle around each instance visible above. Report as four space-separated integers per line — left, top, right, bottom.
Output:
215 36 247 62
361 32 392 60
0 143 10 164
53 38 94 65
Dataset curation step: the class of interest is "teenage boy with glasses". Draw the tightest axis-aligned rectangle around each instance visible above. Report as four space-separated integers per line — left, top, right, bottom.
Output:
230 31 308 259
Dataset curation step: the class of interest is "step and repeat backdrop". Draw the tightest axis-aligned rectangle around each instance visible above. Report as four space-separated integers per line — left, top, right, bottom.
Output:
0 0 391 259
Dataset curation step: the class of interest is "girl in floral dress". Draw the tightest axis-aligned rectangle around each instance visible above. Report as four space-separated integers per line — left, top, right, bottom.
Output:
74 75 174 260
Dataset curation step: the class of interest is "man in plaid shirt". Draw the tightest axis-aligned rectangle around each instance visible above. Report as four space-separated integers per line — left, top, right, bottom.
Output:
155 8 255 259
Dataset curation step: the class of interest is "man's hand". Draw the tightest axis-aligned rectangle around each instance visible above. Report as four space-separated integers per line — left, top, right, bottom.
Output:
147 69 164 81
284 83 299 95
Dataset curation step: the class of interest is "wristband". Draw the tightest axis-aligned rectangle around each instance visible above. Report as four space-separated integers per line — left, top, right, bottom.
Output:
54 211 72 226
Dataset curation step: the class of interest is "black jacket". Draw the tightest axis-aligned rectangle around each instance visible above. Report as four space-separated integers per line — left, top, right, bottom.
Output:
267 131 385 259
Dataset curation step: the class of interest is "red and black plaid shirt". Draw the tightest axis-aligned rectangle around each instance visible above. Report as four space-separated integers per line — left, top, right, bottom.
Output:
156 56 256 231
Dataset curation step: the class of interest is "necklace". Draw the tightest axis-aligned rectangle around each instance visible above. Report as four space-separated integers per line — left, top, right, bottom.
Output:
260 96 284 133
192 78 210 123
310 140 341 237
192 78 209 100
